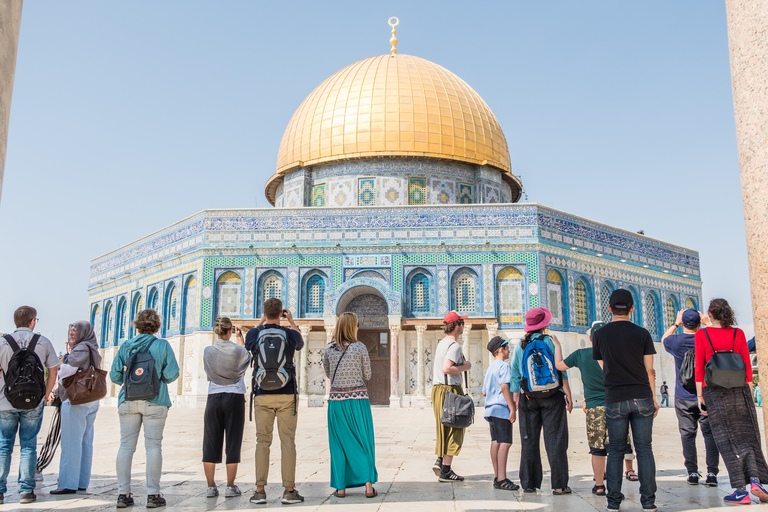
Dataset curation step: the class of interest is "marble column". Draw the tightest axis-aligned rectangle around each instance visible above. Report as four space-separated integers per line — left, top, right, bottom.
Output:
725 0 768 444
461 323 473 393
389 323 401 408
486 322 498 366
298 324 311 407
414 324 428 408
0 0 22 202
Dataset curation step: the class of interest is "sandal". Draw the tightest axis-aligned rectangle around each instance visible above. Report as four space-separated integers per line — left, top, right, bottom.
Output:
625 470 639 482
494 479 520 491
592 485 606 496
553 487 572 495
332 490 346 498
365 488 378 498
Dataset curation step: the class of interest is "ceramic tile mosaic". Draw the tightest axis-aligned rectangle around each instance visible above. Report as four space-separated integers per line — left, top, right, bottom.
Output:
358 178 377 206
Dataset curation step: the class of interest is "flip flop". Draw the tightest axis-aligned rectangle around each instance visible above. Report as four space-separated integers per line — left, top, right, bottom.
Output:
332 490 346 498
625 470 639 482
365 488 378 498
553 487 572 495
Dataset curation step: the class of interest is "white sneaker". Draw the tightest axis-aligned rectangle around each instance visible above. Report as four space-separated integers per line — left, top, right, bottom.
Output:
206 486 219 498
34 472 43 482
225 485 242 497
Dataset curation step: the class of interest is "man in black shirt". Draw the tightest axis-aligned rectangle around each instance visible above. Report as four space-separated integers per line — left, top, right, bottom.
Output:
593 289 658 512
245 298 304 505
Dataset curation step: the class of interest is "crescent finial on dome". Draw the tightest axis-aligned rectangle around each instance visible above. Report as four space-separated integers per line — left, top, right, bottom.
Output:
389 17 399 55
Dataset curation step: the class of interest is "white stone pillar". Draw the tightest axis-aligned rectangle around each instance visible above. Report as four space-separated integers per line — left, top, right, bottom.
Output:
388 323 401 408
415 324 428 408
298 324 311 407
0 0 22 202
461 323 473 394
486 322 498 366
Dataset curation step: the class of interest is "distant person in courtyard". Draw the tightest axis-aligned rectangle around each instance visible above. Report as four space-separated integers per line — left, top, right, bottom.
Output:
323 312 378 498
431 311 472 482
202 317 250 498
660 382 669 408
695 298 768 505
245 298 305 505
755 384 762 407
510 307 573 495
0 306 59 505
662 308 719 486
554 321 638 496
50 320 102 495
593 289 658 512
482 335 519 491
109 308 180 509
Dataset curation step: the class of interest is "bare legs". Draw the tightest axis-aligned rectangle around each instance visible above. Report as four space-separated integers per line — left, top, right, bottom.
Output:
490 441 512 481
592 455 606 486
203 462 239 488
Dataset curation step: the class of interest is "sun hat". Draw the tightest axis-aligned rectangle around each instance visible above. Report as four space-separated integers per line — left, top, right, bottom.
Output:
524 307 552 332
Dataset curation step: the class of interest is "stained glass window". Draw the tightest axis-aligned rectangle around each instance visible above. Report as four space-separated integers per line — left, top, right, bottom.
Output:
217 271 242 317
574 280 589 327
166 284 178 332
645 293 658 338
408 178 426 205
147 287 159 312
358 178 377 206
458 184 473 204
410 273 430 314
104 301 114 346
129 294 143 338
263 275 281 302
498 267 524 324
666 296 676 329
455 273 476 313
90 304 101 344
306 275 325 315
546 270 564 326
628 287 640 324
117 298 128 341
685 297 697 310
312 184 326 207
600 283 613 322
184 276 197 333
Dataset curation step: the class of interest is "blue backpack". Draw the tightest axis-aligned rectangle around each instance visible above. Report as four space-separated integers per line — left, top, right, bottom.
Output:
521 334 561 398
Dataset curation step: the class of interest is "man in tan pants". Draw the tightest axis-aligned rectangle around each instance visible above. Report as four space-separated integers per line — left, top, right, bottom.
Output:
244 298 304 505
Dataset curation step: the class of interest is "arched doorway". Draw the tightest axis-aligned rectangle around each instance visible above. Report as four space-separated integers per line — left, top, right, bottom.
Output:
339 288 390 405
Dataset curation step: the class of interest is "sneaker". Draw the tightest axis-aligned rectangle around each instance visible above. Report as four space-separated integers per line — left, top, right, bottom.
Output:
724 490 751 504
34 471 43 482
705 473 718 487
642 507 657 512
250 490 267 504
281 489 304 504
146 494 166 508
225 485 242 498
751 481 768 502
605 505 620 511
116 494 134 508
688 472 701 485
432 457 443 477
20 492 36 504
438 469 465 482
206 486 219 498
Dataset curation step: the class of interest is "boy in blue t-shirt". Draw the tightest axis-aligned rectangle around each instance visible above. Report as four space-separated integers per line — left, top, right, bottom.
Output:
482 336 519 491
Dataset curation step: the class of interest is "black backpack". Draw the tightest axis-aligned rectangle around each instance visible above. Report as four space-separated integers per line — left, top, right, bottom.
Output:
252 327 293 392
703 328 746 389
2 334 46 409
677 336 697 394
124 338 161 401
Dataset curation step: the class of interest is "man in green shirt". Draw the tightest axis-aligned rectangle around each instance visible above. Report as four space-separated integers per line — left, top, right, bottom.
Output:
553 321 637 496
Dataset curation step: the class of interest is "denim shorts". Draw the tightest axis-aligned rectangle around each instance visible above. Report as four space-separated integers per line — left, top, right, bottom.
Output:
488 416 513 444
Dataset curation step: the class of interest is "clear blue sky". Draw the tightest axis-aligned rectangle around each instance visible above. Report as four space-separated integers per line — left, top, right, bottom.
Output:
0 1 748 353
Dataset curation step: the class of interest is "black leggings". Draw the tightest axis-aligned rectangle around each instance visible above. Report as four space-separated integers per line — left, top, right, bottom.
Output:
202 393 245 464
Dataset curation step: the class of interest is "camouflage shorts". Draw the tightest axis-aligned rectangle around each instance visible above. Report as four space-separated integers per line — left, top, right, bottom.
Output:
586 406 608 451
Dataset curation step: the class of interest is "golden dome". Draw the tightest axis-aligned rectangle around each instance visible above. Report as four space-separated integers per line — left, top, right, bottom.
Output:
266 54 519 205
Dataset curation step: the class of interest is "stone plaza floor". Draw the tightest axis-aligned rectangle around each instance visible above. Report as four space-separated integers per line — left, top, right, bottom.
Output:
0 404 763 511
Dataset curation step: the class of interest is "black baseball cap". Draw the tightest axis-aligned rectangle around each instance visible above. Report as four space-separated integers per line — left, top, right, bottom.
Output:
609 289 634 311
487 336 509 354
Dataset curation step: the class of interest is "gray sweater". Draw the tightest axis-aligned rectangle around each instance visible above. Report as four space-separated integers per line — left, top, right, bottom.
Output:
203 339 251 386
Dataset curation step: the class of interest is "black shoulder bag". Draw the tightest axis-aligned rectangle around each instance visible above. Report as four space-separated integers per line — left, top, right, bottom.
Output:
440 342 475 429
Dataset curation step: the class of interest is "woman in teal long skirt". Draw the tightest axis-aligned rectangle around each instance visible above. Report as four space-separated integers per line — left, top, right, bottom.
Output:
322 312 378 498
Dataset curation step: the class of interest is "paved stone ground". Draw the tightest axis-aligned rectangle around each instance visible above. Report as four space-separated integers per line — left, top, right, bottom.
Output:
0 404 763 511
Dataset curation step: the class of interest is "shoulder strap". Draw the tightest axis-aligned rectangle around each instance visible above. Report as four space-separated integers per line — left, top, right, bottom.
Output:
2 334 19 353
444 341 461 385
732 328 737 352
703 328 717 353
27 334 41 353
330 348 346 387
144 337 157 353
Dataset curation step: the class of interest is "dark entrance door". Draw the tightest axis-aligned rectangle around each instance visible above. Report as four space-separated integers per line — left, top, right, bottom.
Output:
357 330 390 406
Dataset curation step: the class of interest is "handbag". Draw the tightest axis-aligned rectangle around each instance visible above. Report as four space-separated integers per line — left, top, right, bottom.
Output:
440 344 474 428
62 344 108 405
703 328 746 389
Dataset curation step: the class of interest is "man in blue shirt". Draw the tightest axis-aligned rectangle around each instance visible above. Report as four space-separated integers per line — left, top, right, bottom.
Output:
482 336 518 491
662 308 719 486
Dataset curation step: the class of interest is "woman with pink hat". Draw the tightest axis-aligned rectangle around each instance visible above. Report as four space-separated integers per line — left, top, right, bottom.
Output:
509 307 573 494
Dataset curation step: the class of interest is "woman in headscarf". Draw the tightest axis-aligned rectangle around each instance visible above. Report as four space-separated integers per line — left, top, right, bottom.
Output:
50 321 102 494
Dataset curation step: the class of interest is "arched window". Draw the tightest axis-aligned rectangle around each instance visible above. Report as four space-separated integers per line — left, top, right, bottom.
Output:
574 279 590 328
164 283 178 334
116 298 128 342
665 295 678 330
263 275 281 302
90 304 102 344
183 276 197 334
129 293 143 338
600 282 615 322
546 269 565 326
304 274 325 316
147 287 159 312
453 271 477 313
410 273 431 314
627 286 641 324
645 292 659 339
685 297 698 310
103 301 114 347
217 271 242 317
497 267 524 325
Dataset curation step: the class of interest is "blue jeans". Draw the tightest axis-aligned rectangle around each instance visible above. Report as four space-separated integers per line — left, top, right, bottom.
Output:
58 401 99 490
661 393 669 407
606 399 656 509
0 403 45 493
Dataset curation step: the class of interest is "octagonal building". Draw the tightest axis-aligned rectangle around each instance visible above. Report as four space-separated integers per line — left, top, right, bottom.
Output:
89 49 702 408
